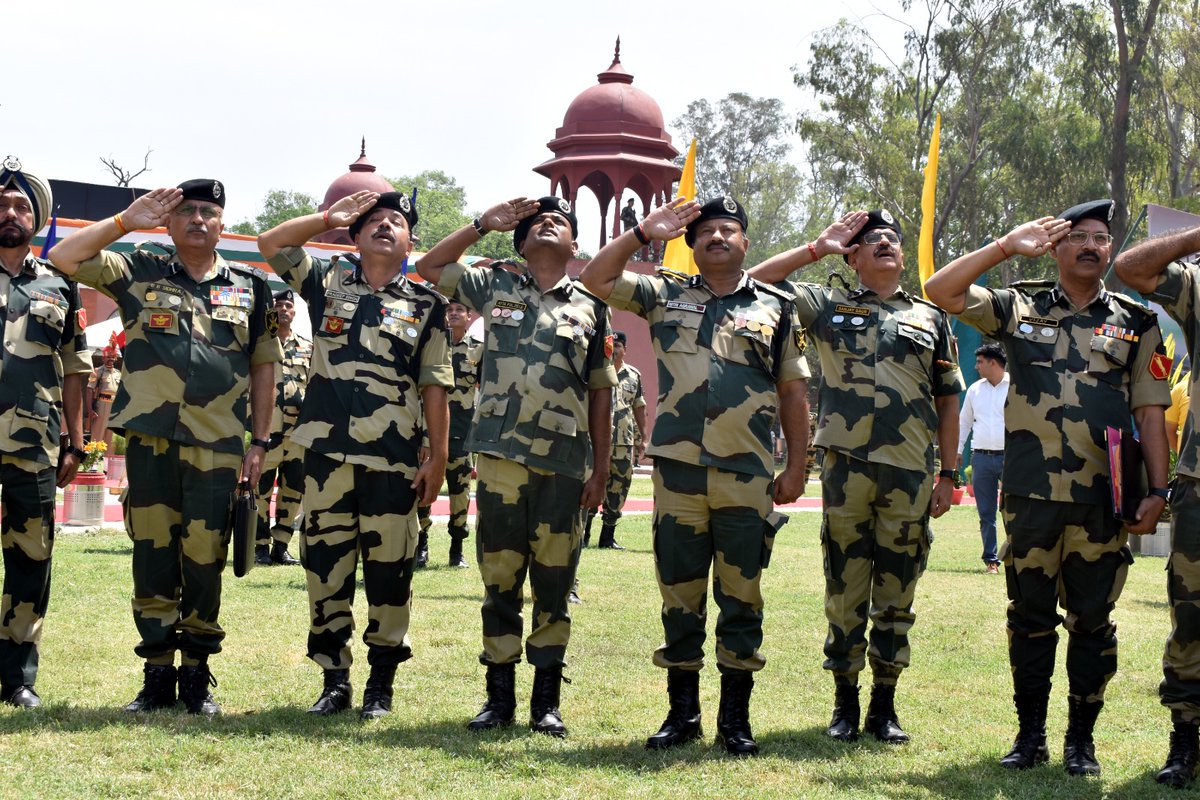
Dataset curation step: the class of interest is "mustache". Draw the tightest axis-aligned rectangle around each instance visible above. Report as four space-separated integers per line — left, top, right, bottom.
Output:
706 241 730 251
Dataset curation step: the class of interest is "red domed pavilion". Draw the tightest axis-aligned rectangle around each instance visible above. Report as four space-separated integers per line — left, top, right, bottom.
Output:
534 39 681 250
314 139 394 245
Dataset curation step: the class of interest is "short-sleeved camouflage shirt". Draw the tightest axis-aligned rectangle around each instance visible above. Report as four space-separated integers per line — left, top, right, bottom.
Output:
0 254 92 467
791 282 963 474
74 249 282 456
448 332 482 443
268 248 452 475
269 331 312 441
438 261 617 480
958 280 1171 503
1146 262 1200 481
612 362 645 449
607 269 810 479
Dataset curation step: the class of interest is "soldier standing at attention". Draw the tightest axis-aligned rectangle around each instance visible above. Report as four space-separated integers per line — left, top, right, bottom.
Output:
0 160 90 707
442 298 482 567
258 190 451 720
1114 225 1200 788
416 195 615 738
747 209 963 746
87 342 122 448
253 288 310 567
925 200 1170 776
581 196 810 757
583 330 646 550
49 179 281 717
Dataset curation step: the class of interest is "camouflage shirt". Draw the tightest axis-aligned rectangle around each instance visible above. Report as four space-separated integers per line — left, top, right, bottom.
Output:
791 283 963 474
448 331 483 443
74 249 282 456
0 254 91 467
438 261 617 480
958 280 1171 503
612 362 645 449
607 269 810 479
269 331 312 441
268 248 452 475
1145 262 1200 481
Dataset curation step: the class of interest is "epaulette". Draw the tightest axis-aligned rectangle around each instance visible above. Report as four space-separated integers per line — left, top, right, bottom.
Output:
570 280 605 305
909 294 947 313
228 262 269 282
1009 279 1056 290
656 267 690 283
135 241 175 258
410 279 444 300
624 362 642 377
748 277 795 303
1110 290 1158 317
490 258 523 271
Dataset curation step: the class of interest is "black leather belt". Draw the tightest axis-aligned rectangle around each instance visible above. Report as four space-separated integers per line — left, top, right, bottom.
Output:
973 449 1004 455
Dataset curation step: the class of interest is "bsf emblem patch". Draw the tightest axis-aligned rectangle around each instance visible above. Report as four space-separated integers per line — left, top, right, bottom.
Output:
324 316 345 335
794 328 807 353
266 308 279 337
1149 352 1172 380
148 312 174 329
605 334 614 359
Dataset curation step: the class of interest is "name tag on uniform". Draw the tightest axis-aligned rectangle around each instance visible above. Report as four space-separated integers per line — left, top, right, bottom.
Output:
326 289 359 308
495 299 527 312
149 312 175 329
665 300 705 313
834 304 871 316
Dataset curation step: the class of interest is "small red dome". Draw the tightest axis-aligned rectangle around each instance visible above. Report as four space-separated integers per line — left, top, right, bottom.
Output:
319 140 393 212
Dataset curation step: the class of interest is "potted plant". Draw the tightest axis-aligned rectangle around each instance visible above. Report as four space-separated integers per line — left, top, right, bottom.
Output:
107 434 127 483
64 441 108 526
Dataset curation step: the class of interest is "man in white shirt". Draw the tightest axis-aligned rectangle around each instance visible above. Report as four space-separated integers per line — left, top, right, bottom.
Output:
958 344 1010 574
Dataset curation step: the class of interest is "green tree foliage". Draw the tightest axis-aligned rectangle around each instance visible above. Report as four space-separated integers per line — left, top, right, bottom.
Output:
229 190 318 236
389 171 520 261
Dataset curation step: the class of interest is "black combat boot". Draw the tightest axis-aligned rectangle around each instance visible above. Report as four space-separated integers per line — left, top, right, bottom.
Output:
448 538 469 568
645 668 702 750
124 664 177 712
864 684 909 744
1157 711 1200 788
177 664 220 717
414 532 429 569
999 689 1050 769
270 540 300 566
826 683 860 742
530 666 568 737
716 670 758 756
308 669 352 716
254 544 272 566
597 523 624 550
468 663 516 731
1063 696 1103 776
360 665 396 720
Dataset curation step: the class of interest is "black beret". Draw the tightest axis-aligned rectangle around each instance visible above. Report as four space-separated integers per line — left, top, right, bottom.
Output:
177 179 226 209
845 209 903 263
1058 199 1115 229
348 192 419 241
685 196 749 247
273 288 294 304
513 196 578 254
612 330 627 345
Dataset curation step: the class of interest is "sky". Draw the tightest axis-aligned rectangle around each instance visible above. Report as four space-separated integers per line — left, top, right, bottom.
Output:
8 1 908 250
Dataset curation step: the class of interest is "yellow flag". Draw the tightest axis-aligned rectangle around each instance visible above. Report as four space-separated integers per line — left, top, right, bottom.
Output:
918 114 941 297
663 138 699 275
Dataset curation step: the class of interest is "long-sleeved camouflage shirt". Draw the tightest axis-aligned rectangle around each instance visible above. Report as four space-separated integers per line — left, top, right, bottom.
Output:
269 331 312 443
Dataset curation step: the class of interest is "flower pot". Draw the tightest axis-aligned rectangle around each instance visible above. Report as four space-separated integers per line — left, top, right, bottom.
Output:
952 487 966 505
106 455 127 483
64 472 107 526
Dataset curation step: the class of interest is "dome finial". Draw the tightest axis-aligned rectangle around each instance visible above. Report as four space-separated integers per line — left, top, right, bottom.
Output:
360 136 366 158
614 36 621 63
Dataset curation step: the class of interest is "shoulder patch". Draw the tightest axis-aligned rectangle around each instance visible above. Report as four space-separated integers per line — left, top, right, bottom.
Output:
656 268 690 283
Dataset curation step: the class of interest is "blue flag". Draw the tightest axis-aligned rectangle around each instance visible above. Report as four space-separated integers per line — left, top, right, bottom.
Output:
39 209 58 258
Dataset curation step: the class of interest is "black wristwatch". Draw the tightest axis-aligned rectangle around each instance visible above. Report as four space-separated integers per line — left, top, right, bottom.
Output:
472 217 488 237
1149 487 1170 500
66 445 87 460
250 438 272 451
938 469 957 480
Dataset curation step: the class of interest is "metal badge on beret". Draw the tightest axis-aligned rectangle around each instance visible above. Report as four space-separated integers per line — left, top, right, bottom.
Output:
2 156 20 171
212 180 223 200
881 209 894 224
722 196 738 213
557 198 571 215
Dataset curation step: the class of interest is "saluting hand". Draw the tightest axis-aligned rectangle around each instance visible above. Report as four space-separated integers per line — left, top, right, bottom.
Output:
326 190 380 229
479 198 539 232
122 188 183 231
640 196 701 241
814 211 869 259
1002 217 1071 258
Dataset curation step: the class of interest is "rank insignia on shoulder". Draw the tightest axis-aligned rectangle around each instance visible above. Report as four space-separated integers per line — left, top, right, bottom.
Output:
1150 352 1172 380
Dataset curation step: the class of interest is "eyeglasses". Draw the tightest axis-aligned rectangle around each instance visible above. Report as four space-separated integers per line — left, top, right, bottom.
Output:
862 230 901 245
1064 230 1113 247
173 204 222 221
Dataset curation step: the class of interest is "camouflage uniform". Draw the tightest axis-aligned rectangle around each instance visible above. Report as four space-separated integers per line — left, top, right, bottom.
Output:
438 260 616 669
446 332 482 543
956 280 1170 702
255 331 312 548
268 248 451 670
790 282 962 686
0 255 91 688
606 269 808 673
73 248 281 663
585 362 645 533
1143 263 1200 722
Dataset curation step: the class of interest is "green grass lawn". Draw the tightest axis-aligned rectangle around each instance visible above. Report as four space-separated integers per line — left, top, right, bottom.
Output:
0 507 1184 799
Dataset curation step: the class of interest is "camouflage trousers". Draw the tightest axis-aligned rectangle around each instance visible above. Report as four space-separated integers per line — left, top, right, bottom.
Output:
652 458 782 674
0 456 56 686
475 454 584 669
124 433 239 663
1001 494 1129 701
446 449 473 541
585 445 635 530
255 439 304 547
302 450 419 669
820 450 932 687
1162 476 1200 720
